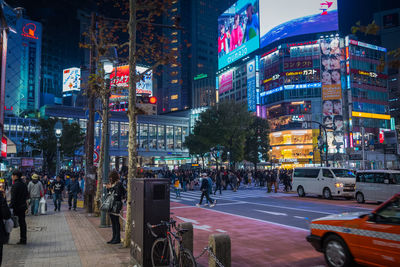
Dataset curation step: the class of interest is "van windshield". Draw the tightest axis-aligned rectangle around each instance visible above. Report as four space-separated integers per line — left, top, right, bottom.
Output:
332 169 355 178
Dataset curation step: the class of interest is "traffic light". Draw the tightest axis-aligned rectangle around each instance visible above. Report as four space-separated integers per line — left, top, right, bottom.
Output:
137 95 157 104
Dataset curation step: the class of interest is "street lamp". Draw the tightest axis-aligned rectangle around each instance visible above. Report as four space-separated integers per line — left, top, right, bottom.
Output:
54 121 63 175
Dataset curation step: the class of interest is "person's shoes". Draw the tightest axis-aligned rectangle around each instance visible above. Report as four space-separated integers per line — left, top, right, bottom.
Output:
58 208 61 212
204 203 208 207
69 207 71 210
213 200 217 204
107 239 115 244
17 241 27 245
196 204 201 207
110 240 120 244
54 207 57 211
210 203 215 208
73 208 77 211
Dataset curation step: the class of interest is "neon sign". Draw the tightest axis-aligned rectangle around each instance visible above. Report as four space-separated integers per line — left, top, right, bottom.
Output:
287 40 318 47
22 23 39 39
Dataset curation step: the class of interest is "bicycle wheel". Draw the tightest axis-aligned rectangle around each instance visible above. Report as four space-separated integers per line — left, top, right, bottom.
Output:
179 248 197 267
151 238 170 267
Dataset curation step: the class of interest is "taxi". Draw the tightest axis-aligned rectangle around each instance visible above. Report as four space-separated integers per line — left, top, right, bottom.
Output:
307 193 400 267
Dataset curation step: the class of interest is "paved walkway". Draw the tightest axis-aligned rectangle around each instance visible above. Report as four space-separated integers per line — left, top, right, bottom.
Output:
3 200 130 267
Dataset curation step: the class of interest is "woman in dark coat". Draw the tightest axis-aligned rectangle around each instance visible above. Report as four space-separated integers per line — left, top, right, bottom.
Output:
106 170 126 244
0 182 12 265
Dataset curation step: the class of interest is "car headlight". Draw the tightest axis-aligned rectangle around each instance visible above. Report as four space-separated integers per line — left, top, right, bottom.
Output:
335 183 344 188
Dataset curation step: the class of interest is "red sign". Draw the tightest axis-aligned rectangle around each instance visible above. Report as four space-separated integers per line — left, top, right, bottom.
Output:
93 151 99 163
109 65 153 95
22 23 39 39
1 137 6 158
218 70 233 94
287 40 318 47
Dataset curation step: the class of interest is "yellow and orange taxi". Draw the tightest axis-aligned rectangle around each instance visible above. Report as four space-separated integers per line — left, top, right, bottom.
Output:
307 193 400 267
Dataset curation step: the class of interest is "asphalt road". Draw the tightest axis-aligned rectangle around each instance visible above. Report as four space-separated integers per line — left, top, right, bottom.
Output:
170 187 375 231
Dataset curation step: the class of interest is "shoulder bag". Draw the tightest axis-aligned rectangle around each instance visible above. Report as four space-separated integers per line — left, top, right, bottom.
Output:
100 191 115 212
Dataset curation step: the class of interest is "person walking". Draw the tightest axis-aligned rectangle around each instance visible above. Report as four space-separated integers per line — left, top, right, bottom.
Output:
51 176 64 211
10 170 29 245
196 173 216 207
67 176 81 211
27 174 44 216
174 179 181 198
214 171 222 195
106 171 126 244
0 182 12 265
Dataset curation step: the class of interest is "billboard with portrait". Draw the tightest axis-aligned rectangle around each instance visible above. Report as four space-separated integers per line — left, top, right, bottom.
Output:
63 68 81 92
259 0 338 48
320 37 343 152
218 0 260 69
109 65 153 96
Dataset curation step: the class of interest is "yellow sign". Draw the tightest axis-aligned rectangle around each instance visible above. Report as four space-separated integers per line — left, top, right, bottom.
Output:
352 111 390 120
322 84 342 100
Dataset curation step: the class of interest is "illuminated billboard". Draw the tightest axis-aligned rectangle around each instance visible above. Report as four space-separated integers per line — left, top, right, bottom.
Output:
218 70 233 94
218 0 260 69
109 65 153 96
63 68 81 92
259 0 338 48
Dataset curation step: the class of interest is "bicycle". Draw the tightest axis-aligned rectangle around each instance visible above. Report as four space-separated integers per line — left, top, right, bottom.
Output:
147 218 197 267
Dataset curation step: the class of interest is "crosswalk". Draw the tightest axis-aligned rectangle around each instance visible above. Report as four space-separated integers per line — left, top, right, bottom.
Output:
170 188 294 203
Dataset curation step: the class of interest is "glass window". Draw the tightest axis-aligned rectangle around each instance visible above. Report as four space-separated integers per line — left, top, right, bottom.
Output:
323 169 334 178
120 123 128 148
149 124 157 149
166 126 174 149
294 168 319 178
375 196 400 225
158 125 166 150
391 174 400 184
111 122 119 148
175 126 182 150
139 123 148 149
331 169 356 178
363 173 375 183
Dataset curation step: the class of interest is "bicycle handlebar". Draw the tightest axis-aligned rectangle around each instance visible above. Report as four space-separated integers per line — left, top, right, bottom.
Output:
146 218 177 238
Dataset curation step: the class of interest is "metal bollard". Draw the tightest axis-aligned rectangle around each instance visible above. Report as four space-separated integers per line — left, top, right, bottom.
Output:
178 222 193 253
208 234 231 267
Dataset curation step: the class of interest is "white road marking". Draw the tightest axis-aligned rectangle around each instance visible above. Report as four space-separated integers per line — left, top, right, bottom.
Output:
176 216 199 224
170 199 181 202
216 229 227 233
255 209 288 216
193 224 211 231
294 216 307 219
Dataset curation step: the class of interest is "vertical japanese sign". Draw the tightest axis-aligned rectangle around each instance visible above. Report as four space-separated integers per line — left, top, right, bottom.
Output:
247 60 256 112
320 37 343 153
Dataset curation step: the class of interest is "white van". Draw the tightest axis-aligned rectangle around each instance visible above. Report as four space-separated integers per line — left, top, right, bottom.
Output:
355 170 400 203
292 167 356 199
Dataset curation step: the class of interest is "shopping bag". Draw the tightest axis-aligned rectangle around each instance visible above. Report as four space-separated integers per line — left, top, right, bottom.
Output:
39 197 47 215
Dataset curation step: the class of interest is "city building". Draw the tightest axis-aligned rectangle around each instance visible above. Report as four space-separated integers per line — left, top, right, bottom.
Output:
374 9 400 128
216 0 397 169
3 4 41 116
159 0 232 113
3 105 190 169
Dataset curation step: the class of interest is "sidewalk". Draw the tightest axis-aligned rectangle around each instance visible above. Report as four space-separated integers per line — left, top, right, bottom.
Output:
3 200 130 267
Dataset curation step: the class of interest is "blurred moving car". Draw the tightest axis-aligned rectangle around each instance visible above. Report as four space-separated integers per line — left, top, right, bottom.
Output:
307 193 400 267
355 170 400 204
292 167 356 199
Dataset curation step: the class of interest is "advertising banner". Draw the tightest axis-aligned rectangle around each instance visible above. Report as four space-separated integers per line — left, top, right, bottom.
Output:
109 65 153 96
63 68 81 92
259 0 338 48
320 37 343 152
1 137 6 158
247 60 256 112
218 70 233 94
218 0 260 69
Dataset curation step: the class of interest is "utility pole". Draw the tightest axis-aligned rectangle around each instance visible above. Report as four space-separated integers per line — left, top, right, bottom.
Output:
361 127 365 170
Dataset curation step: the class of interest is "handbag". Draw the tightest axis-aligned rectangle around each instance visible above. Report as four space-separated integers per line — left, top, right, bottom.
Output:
111 200 122 214
3 218 14 233
100 191 115 212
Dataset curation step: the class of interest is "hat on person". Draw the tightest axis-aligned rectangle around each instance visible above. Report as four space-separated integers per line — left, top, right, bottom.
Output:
32 174 39 180
201 173 207 177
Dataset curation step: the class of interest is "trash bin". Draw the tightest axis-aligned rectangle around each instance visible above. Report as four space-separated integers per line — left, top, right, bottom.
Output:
130 178 170 267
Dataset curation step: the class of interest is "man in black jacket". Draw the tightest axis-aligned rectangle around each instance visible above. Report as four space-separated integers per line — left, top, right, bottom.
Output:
67 176 81 211
51 176 64 211
10 170 29 245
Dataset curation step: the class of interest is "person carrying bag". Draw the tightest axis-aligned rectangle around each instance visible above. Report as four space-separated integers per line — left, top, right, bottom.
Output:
103 171 126 244
1 181 12 265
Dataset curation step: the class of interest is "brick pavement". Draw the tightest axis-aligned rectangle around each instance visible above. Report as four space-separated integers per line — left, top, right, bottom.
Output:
3 200 130 267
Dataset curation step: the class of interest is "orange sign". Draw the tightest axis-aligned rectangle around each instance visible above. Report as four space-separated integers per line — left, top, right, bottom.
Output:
322 84 341 100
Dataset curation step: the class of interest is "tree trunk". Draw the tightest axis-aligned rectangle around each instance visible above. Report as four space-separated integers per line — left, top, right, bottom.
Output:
94 102 107 216
124 0 137 248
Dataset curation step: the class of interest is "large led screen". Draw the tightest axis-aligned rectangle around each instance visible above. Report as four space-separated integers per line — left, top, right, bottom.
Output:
218 0 260 69
109 65 153 96
259 0 338 48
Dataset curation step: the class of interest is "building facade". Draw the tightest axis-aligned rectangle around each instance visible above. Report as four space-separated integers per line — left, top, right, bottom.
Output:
159 0 231 113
